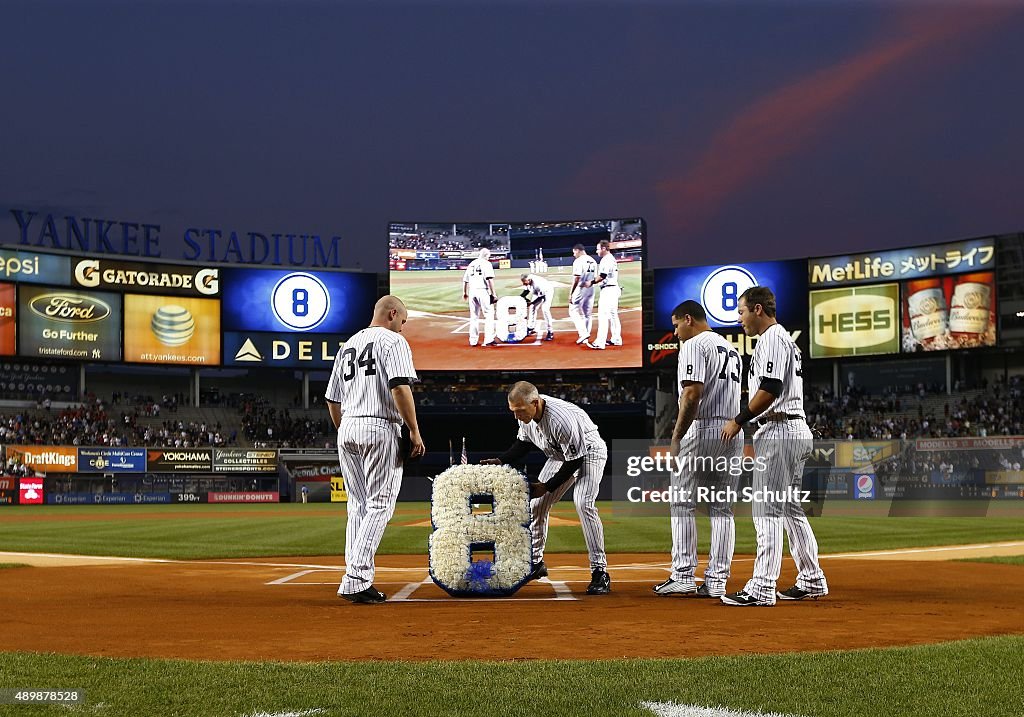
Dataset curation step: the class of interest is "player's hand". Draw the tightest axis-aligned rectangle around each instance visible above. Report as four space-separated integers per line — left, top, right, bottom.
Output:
479 457 502 465
529 482 548 499
721 420 742 442
583 280 592 288
670 438 681 457
489 294 498 304
463 293 469 301
409 429 425 458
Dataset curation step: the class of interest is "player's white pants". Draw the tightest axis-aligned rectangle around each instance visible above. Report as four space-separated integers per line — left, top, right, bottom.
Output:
468 290 495 345
527 299 555 335
530 437 607 569
670 421 741 592
335 417 404 595
593 285 621 348
743 421 828 604
569 289 595 339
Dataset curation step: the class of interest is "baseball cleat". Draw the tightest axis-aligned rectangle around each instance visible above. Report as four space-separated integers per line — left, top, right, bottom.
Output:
575 336 589 345
526 328 537 336
720 590 773 607
339 586 387 604
653 578 697 596
526 560 548 582
544 332 554 341
608 340 622 346
586 569 611 595
777 585 828 601
585 341 604 350
695 583 724 598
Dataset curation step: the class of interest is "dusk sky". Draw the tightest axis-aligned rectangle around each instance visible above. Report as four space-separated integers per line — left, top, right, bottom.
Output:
3 0 1022 272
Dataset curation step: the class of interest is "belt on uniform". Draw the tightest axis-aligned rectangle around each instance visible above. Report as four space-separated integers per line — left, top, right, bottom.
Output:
752 413 804 429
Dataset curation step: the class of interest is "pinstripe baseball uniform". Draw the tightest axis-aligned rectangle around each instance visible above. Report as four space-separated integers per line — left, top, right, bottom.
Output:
523 274 556 336
516 395 607 570
325 326 418 596
569 253 598 339
667 331 742 594
743 323 828 604
593 253 621 348
463 257 495 346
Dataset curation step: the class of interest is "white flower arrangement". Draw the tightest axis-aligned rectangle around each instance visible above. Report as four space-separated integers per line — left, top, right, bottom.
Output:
429 464 533 596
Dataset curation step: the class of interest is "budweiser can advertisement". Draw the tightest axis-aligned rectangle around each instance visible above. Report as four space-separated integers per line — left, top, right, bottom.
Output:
902 273 996 351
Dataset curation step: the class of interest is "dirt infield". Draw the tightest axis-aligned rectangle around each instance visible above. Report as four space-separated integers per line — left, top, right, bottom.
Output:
2 549 1022 663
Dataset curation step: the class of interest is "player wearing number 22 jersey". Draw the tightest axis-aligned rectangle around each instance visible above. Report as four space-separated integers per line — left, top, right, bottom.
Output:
326 296 424 604
720 286 828 607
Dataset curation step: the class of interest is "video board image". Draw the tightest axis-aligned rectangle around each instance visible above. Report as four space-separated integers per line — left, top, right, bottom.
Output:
123 295 221 365
902 272 997 352
649 259 808 367
220 268 378 368
17 285 122 361
389 218 645 371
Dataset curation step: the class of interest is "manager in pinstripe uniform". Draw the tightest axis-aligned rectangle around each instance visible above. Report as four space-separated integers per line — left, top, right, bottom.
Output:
326 295 424 604
481 381 611 595
719 286 829 607
654 300 742 598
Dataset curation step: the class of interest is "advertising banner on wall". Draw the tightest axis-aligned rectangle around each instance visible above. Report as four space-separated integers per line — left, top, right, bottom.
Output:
19 477 44 504
6 445 78 473
212 448 278 473
208 492 280 503
809 237 996 288
0 282 14 355
0 248 70 285
17 286 122 361
77 447 147 473
72 258 220 297
808 283 900 358
123 294 221 365
146 449 212 472
0 475 16 505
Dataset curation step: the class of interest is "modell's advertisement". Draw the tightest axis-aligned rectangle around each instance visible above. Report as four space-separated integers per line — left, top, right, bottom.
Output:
902 272 996 352
17 286 122 361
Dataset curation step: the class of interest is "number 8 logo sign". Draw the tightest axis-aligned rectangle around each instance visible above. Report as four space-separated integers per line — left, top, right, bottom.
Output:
429 464 533 596
700 266 757 326
271 272 331 331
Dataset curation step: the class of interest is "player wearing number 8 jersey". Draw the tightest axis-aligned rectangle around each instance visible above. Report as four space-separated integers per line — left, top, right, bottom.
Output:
325 295 424 604
720 286 828 606
654 300 742 598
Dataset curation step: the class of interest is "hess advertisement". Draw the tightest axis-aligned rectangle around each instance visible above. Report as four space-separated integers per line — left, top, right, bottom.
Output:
220 269 377 367
17 285 122 361
809 283 900 358
0 282 14 355
649 260 808 366
123 295 221 365
902 273 996 352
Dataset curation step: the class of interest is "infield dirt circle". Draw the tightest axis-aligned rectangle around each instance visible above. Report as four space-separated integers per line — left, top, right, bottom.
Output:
2 548 1023 662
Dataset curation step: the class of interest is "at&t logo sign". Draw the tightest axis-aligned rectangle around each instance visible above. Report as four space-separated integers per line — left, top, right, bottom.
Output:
271 272 330 331
700 266 757 325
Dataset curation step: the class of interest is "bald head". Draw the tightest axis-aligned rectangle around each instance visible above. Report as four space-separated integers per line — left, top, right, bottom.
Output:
371 295 409 333
508 381 539 403
478 248 491 260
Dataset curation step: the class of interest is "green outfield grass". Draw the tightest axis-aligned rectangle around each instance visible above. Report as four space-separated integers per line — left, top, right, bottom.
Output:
0 563 29 570
391 263 643 315
0 636 1020 717
0 502 1021 560
960 555 1024 566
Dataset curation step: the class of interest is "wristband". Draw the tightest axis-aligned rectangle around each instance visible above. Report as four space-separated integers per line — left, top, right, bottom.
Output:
734 406 754 425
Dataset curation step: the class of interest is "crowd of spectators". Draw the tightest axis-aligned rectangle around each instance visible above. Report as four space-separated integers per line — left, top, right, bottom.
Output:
389 228 508 253
240 396 334 448
806 375 1023 440
413 375 653 408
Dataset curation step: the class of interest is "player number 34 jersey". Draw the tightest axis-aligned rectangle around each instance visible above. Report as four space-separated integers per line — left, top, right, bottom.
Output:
325 327 418 424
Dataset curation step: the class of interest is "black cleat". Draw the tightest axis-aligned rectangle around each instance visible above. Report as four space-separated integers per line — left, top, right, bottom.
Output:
526 561 548 582
777 585 828 601
720 590 772 607
339 586 387 604
695 583 723 598
586 569 611 595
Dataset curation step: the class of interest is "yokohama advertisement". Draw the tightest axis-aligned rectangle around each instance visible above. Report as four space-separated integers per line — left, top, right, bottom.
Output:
146 449 213 472
208 492 280 503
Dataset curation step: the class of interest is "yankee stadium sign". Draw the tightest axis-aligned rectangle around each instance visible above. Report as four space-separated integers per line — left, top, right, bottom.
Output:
5 207 344 268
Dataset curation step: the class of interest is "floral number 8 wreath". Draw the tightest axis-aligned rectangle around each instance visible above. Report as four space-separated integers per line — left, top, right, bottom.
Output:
429 464 532 596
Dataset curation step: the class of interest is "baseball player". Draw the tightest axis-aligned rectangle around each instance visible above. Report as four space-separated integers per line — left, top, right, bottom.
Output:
654 300 742 598
720 286 828 606
481 381 610 595
568 243 597 344
463 248 497 347
587 239 622 349
325 295 425 604
520 273 555 341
